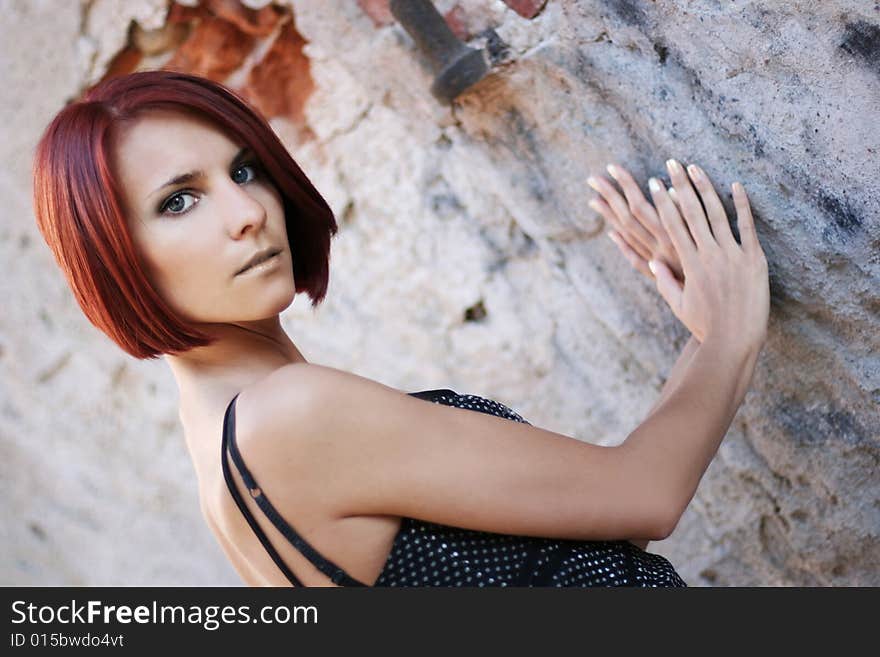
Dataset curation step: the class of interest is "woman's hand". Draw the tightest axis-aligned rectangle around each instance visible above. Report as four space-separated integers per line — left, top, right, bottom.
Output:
645 159 769 347
588 164 685 283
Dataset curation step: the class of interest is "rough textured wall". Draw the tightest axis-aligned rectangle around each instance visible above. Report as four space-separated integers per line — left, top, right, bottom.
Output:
2 0 877 586
1 0 239 586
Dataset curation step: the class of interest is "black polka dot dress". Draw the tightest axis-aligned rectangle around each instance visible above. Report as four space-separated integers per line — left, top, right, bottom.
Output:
221 388 687 587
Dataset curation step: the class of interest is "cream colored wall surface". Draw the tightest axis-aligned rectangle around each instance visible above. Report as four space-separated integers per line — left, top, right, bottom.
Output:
3 0 878 586
1 0 239 586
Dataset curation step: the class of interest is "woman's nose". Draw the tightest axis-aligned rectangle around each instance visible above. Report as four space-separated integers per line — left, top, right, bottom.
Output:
223 180 268 238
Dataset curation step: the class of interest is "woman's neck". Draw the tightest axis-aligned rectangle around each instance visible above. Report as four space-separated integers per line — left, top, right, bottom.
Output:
165 316 308 486
167 317 305 391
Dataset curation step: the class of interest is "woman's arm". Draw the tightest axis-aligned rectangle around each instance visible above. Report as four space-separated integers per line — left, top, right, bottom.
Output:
620 334 762 534
621 333 748 550
625 335 700 550
235 362 677 543
606 159 769 537
644 334 701 419
233 332 755 547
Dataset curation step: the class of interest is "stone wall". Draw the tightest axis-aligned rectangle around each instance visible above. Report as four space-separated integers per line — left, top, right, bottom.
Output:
2 0 877 585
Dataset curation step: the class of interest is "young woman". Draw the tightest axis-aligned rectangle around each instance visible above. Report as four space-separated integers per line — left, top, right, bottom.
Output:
32 70 769 587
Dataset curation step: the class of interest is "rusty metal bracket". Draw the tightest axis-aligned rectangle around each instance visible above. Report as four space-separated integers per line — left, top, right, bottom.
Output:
390 0 489 104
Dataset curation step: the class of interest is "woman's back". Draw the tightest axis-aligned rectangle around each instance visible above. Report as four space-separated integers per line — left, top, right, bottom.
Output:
202 393 403 587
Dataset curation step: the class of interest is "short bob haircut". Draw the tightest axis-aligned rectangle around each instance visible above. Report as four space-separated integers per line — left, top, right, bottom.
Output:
32 69 338 360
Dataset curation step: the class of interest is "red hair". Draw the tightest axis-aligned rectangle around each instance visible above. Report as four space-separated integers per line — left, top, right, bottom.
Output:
32 70 338 360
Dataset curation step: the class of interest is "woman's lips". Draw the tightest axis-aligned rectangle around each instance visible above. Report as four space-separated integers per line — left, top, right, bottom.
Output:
237 250 281 276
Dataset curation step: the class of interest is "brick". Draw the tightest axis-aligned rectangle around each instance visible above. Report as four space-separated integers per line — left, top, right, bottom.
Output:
99 45 143 82
164 14 256 80
240 20 315 124
444 4 470 41
204 0 286 37
502 0 547 19
357 0 393 27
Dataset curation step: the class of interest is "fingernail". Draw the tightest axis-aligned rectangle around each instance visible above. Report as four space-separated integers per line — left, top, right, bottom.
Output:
687 164 702 181
648 178 661 193
606 164 618 178
587 176 600 191
666 159 680 174
588 199 601 212
607 231 617 242
648 260 657 275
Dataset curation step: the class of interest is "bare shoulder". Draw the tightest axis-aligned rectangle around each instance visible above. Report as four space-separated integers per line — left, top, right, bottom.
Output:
234 362 404 448
231 363 675 543
229 362 405 505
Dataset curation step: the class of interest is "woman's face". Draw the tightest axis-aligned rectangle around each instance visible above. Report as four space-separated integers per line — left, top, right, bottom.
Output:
112 109 296 326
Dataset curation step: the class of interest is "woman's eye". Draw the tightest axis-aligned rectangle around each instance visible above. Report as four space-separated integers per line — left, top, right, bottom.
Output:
160 192 197 216
232 162 259 184
158 163 260 216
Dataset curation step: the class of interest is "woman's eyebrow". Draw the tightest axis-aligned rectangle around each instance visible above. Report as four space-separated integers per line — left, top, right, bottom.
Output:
147 146 252 199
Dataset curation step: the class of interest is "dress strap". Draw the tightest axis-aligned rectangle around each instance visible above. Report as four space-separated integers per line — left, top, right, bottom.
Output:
221 393 368 587
407 388 458 401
